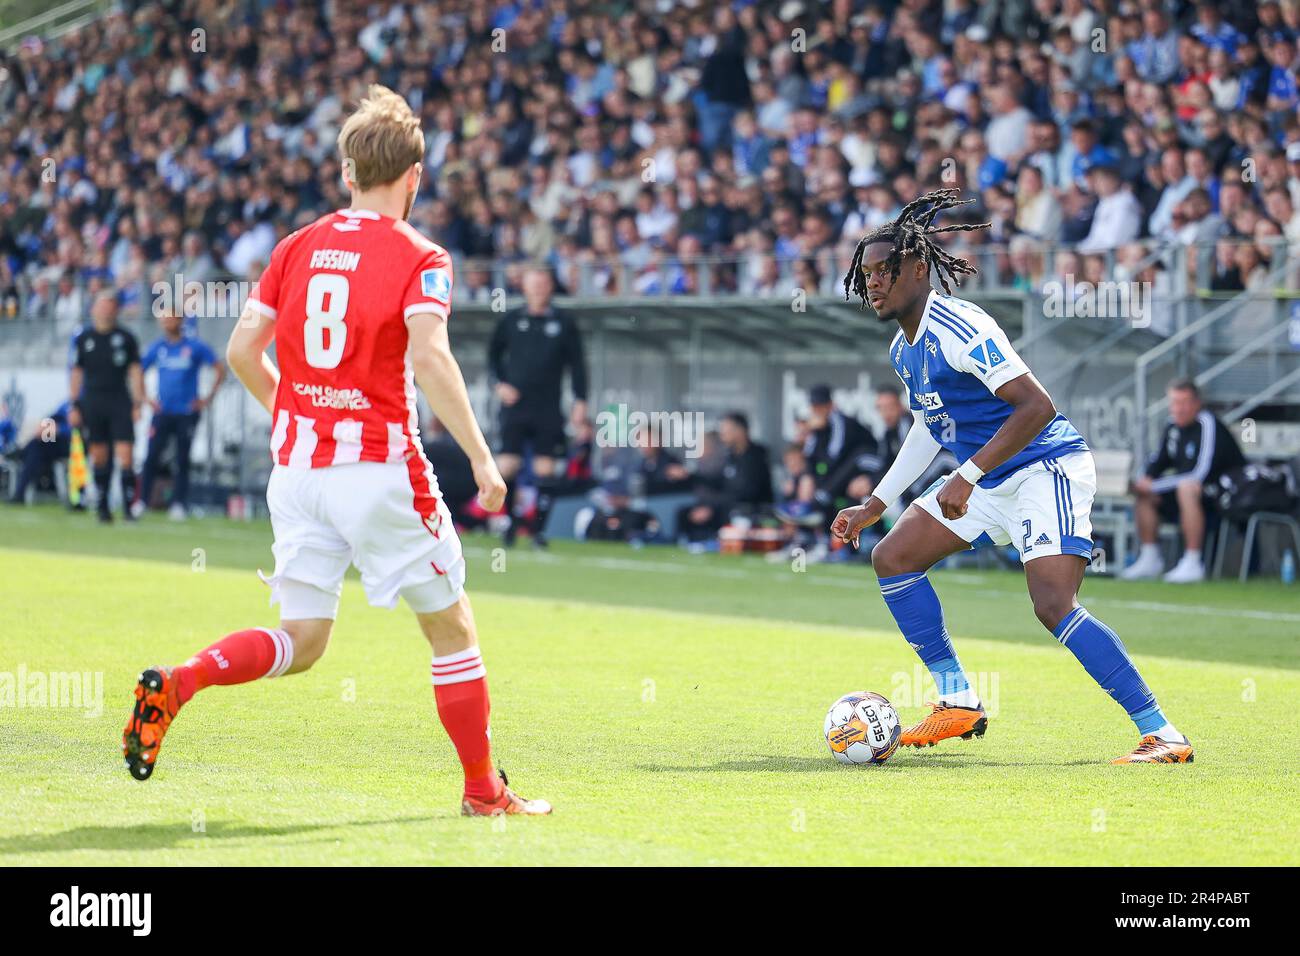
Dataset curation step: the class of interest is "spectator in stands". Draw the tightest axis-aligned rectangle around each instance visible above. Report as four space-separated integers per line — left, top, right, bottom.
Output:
676 412 772 545
1077 163 1142 253
137 310 225 519
1122 379 1246 583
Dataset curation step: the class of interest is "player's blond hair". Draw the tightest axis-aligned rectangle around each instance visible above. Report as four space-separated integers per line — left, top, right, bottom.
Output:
337 85 425 191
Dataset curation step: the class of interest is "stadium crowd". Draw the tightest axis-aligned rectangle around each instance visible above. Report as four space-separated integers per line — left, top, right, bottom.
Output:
2 0 1300 320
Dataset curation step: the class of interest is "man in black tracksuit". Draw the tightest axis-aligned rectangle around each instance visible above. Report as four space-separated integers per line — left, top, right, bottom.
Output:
488 267 588 545
69 292 144 522
776 384 876 525
1123 378 1246 583
676 412 773 543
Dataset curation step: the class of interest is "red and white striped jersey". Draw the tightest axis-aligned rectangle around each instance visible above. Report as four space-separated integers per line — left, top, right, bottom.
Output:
247 208 453 485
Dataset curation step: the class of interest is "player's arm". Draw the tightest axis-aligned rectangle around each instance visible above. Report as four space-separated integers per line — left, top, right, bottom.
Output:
831 409 940 547
197 343 227 411
407 311 505 512
202 358 228 410
127 361 145 421
935 372 1056 520
68 364 83 428
225 306 279 415
564 318 589 426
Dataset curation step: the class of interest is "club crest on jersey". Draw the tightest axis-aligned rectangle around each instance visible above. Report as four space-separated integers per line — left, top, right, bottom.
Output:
968 338 1006 374
420 268 451 302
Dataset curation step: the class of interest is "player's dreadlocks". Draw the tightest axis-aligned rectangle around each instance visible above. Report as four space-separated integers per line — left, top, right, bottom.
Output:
843 188 991 306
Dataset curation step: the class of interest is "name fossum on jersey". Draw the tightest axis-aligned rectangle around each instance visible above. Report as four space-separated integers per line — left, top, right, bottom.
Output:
308 248 362 272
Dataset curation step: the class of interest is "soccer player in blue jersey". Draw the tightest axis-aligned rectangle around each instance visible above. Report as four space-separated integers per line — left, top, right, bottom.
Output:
831 190 1191 764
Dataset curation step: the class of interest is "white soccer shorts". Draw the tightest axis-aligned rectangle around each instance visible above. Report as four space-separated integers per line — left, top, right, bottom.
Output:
263 461 466 619
916 450 1097 563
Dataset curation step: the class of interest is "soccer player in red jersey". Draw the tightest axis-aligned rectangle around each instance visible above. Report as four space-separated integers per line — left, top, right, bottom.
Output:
121 86 551 815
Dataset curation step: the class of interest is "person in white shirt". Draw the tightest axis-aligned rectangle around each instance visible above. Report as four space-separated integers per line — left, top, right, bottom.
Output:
984 85 1033 162
1078 164 1142 253
1147 150 1198 238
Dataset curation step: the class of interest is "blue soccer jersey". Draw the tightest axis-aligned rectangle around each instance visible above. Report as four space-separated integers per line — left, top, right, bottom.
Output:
142 336 218 415
890 290 1088 487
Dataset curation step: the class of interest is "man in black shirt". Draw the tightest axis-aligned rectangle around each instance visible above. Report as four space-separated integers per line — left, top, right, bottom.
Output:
1122 379 1246 583
840 384 956 508
488 268 588 546
676 412 773 544
776 384 876 524
69 292 144 522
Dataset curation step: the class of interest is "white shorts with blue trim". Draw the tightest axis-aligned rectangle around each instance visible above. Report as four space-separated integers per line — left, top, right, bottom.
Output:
916 450 1096 563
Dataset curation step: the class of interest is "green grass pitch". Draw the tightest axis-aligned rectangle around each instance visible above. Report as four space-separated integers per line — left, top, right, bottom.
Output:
1 505 1297 866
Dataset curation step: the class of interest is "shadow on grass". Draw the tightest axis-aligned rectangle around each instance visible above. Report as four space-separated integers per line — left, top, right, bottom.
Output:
637 753 1104 773
0 814 435 855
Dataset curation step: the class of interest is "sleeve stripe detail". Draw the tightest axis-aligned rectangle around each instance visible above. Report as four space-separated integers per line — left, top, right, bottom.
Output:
929 309 974 343
1150 412 1218 492
930 301 978 338
404 302 450 320
246 299 277 319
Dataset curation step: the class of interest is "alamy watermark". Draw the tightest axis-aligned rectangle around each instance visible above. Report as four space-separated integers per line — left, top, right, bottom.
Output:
594 404 707 459
1042 277 1153 328
0 665 104 718
152 273 254 319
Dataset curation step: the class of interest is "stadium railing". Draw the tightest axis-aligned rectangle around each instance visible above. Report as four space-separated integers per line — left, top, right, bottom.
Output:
2 239 1296 501
0 0 111 50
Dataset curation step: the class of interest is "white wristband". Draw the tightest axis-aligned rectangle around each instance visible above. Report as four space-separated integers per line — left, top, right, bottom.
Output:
957 459 985 484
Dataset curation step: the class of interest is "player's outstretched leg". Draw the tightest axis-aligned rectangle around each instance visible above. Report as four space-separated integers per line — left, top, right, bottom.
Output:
417 592 550 816
871 507 988 748
121 622 326 780
1027 556 1192 764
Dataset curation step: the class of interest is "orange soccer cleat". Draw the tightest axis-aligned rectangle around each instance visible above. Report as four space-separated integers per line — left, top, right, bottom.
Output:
460 770 552 817
899 701 988 748
1111 735 1195 764
122 667 183 781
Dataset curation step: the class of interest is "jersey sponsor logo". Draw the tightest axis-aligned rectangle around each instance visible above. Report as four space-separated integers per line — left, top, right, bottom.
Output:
925 337 938 356
291 382 373 410
968 338 1006 374
309 248 362 272
917 390 945 411
900 365 911 379
420 268 451 302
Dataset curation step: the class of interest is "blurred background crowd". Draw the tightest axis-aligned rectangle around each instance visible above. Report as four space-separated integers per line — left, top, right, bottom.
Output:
2 0 1300 322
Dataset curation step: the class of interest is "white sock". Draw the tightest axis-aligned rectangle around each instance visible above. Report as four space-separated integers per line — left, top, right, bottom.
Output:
1183 550 1202 564
1151 721 1184 743
259 628 295 679
940 686 981 709
1139 543 1160 560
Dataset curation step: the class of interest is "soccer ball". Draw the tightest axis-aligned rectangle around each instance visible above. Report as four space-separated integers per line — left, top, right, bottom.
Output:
824 691 902 765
